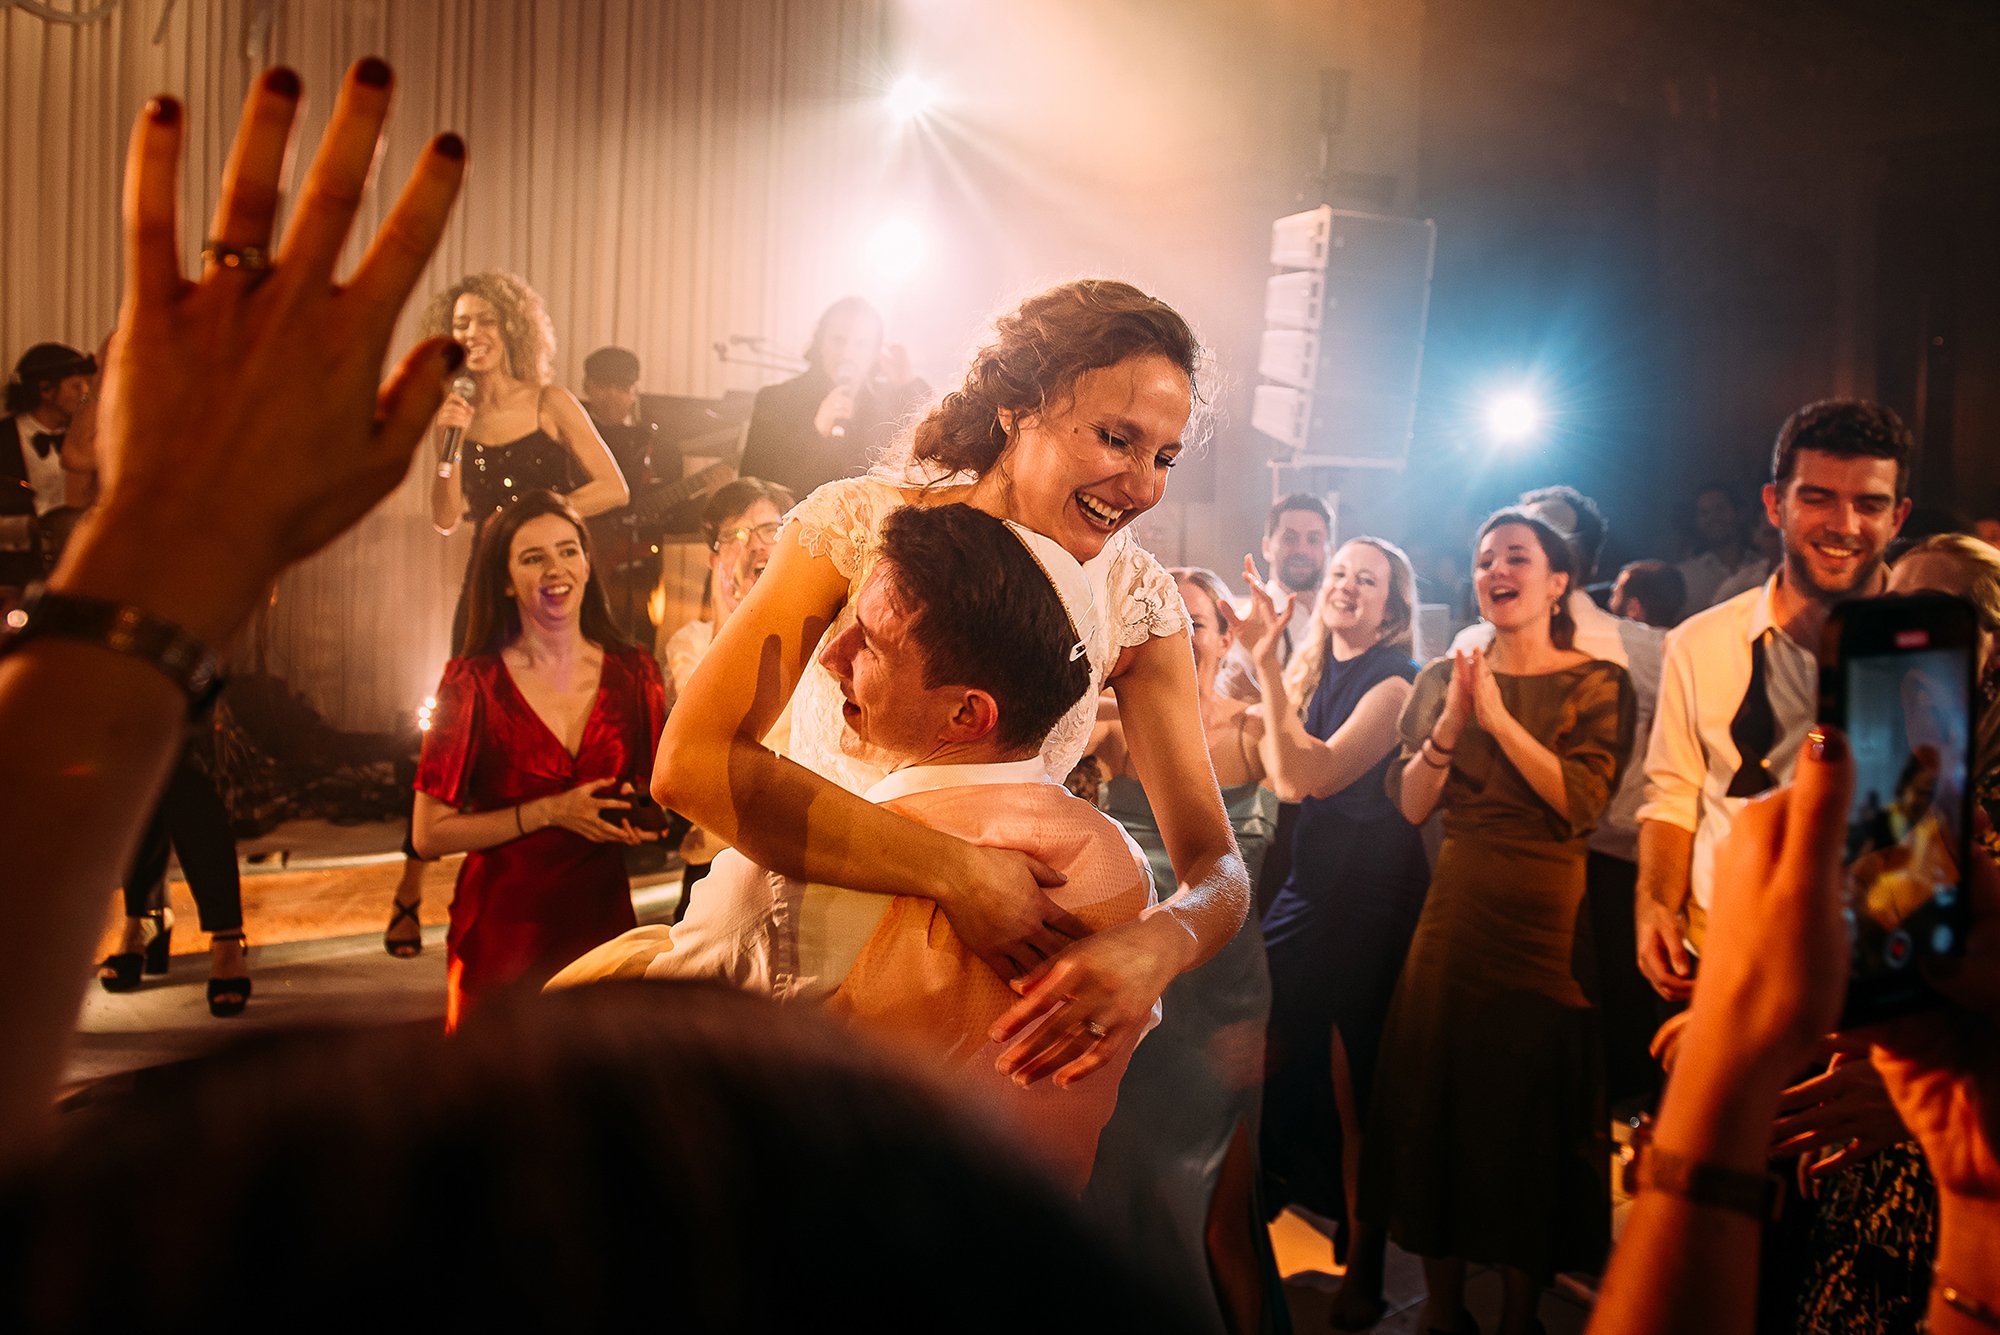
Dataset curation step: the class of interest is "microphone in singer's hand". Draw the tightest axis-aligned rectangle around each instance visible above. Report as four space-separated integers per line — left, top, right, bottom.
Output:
828 356 864 439
437 373 477 479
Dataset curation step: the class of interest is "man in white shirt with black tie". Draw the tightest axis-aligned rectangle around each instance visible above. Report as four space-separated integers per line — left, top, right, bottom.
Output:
1 343 98 599
1636 400 1912 999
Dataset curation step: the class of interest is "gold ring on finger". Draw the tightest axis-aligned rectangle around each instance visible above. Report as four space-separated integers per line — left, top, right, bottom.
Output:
1081 1020 1107 1041
201 241 273 275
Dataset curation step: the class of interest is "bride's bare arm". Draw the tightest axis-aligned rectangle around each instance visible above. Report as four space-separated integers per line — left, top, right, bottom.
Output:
652 530 1086 979
993 629 1250 1087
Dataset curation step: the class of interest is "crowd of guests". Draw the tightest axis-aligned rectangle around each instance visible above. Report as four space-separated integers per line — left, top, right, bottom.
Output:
2 58 1997 1335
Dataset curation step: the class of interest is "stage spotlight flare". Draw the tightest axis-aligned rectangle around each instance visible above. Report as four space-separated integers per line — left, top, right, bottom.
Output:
1484 389 1543 444
864 215 928 287
885 74 937 123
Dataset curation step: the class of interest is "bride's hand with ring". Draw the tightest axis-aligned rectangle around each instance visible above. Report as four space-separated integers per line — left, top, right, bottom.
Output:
989 910 1197 1087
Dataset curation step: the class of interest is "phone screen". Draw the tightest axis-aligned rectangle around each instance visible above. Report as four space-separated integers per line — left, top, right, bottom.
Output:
1839 641 1971 985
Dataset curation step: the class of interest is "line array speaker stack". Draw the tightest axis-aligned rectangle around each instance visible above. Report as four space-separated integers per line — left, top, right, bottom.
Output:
1251 206 1436 487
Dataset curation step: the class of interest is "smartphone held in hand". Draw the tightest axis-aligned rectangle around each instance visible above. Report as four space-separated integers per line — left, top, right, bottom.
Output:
1818 592 1977 1026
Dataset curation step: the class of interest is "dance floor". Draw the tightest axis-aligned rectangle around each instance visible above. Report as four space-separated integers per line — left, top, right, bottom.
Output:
64 818 1603 1333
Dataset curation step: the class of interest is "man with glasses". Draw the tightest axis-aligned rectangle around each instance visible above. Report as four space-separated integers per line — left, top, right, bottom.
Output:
661 476 795 916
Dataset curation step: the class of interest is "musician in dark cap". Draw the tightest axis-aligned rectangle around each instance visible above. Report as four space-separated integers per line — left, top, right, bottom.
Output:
2 343 99 597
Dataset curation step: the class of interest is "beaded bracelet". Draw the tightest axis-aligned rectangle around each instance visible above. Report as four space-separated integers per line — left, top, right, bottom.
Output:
0 584 223 718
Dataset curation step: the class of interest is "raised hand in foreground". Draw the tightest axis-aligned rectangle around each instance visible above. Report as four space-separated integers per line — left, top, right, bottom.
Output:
1590 730 2000 1335
0 59 465 1168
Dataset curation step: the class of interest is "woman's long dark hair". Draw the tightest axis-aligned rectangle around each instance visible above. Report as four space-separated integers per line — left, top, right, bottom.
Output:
459 490 638 657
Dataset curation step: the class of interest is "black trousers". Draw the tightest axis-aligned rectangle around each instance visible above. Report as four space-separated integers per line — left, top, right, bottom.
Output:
1584 850 1666 1108
121 747 243 934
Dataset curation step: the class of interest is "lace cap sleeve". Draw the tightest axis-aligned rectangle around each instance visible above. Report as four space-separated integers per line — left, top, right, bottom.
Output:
1105 535 1188 650
781 477 903 582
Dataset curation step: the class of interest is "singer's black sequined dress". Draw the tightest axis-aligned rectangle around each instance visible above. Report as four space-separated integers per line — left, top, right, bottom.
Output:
448 427 578 652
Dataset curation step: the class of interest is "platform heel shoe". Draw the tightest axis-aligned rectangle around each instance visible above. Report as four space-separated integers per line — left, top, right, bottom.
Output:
206 930 252 1018
97 908 173 993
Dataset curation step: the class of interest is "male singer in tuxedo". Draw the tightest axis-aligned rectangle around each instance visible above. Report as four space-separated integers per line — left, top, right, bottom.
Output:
1 343 98 599
737 297 928 499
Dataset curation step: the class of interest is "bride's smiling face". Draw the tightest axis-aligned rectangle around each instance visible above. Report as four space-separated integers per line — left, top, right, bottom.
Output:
989 353 1191 564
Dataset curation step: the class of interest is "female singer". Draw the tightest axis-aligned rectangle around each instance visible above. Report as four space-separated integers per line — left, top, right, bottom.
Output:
1246 538 1429 1329
411 490 665 1027
656 280 1247 1079
384 272 629 957
424 271 626 544
1363 511 1632 1335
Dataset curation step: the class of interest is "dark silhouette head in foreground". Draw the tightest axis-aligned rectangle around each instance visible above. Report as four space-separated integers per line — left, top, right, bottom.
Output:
0 983 1197 1334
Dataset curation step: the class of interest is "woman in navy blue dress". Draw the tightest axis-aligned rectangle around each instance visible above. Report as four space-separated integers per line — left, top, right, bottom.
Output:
1244 538 1430 1329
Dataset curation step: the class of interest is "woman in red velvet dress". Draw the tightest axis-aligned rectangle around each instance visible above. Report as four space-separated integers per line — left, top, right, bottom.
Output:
412 490 666 1027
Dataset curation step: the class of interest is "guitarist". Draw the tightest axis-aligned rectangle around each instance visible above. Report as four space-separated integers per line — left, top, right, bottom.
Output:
577 347 742 642
1 343 98 604
580 346 678 495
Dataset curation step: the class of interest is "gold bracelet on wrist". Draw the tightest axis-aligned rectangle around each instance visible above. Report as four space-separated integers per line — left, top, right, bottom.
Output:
1936 1278 2000 1332
1633 1144 1773 1221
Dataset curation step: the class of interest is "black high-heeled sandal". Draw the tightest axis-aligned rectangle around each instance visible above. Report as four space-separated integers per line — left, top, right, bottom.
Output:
207 931 251 1018
142 906 174 975
98 909 172 993
383 898 423 959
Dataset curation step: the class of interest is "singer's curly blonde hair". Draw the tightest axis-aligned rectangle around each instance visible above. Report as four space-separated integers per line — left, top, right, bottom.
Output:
420 271 556 386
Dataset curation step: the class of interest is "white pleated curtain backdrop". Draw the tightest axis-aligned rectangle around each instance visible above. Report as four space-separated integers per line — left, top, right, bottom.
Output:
3 0 890 729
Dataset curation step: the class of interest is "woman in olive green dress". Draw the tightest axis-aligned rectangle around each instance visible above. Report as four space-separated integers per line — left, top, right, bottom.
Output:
1359 510 1634 1335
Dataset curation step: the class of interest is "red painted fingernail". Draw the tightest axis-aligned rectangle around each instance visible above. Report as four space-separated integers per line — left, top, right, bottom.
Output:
263 67 301 99
354 56 392 88
433 132 466 161
146 96 181 126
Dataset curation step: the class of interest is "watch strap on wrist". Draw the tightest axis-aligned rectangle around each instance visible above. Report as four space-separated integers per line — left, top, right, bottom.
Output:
1 584 224 716
1634 1144 1774 1221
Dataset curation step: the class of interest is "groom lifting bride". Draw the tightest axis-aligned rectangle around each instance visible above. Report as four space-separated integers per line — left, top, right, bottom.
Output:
552 503 1155 1191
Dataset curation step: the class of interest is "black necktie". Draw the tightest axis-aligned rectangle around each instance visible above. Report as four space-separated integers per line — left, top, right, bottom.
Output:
29 431 60 459
1727 632 1778 798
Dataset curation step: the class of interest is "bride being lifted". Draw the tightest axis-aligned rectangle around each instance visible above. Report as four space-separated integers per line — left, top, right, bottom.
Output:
655 279 1248 1086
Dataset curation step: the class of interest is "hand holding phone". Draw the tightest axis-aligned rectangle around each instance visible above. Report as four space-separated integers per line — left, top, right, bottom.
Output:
1819 592 1978 1026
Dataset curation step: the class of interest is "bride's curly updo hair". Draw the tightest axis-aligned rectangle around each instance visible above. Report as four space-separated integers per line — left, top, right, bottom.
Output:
909 279 1207 479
